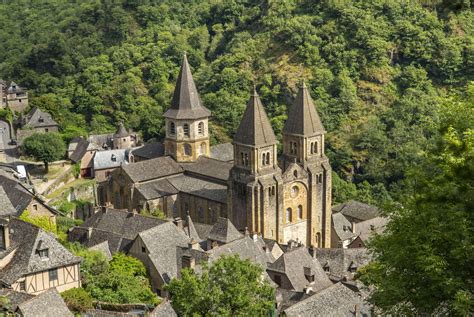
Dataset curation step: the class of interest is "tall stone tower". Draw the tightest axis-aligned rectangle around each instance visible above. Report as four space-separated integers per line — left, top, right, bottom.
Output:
164 54 211 162
113 122 132 149
228 88 282 240
282 82 332 247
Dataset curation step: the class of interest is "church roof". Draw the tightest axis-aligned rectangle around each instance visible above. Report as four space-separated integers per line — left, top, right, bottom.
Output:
207 217 243 244
164 54 211 120
233 88 276 147
283 82 325 136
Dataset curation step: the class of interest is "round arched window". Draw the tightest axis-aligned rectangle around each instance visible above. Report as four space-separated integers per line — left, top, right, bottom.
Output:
291 185 299 198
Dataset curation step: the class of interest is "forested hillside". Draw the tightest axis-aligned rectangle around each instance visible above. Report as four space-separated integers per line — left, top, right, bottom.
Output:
0 0 472 205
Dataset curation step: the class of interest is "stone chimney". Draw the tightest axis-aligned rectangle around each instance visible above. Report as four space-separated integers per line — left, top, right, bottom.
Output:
352 222 356 233
87 227 93 240
173 217 183 230
309 246 317 259
252 233 258 242
244 227 250 236
354 304 360 317
188 239 199 250
0 219 10 250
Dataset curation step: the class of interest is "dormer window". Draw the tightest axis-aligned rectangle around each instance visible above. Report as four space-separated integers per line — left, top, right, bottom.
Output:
304 267 315 282
38 117 44 123
111 154 117 162
37 248 49 260
323 263 330 272
348 262 357 273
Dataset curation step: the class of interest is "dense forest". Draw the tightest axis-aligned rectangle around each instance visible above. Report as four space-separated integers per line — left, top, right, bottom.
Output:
0 0 472 314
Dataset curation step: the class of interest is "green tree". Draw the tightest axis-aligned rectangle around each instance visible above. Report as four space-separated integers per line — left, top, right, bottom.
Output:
61 287 94 313
359 85 474 315
166 255 275 316
19 211 57 234
22 133 66 173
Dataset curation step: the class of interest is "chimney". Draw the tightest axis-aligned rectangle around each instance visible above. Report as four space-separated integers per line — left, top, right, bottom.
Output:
352 222 356 233
244 227 250 236
252 233 258 242
0 219 10 250
87 227 93 239
188 239 199 250
354 304 360 317
173 217 183 230
309 246 317 259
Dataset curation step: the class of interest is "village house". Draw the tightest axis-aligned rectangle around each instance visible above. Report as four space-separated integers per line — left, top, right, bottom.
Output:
0 218 81 295
331 200 387 248
0 171 58 222
0 81 29 113
314 248 371 282
102 54 332 248
15 287 73 317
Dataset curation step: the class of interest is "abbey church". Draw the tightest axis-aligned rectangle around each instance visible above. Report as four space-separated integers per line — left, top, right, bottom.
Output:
101 55 332 248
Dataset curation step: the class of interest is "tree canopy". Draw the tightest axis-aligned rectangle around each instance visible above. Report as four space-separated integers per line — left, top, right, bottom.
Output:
166 255 275 316
21 132 66 172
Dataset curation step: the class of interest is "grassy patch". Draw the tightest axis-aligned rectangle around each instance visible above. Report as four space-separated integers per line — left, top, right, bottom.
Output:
47 178 95 200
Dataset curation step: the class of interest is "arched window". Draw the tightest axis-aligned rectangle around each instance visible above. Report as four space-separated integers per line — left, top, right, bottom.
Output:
286 208 292 223
198 142 206 155
262 153 266 166
198 122 204 135
272 186 276 196
298 205 303 219
183 124 190 137
184 143 192 156
318 174 323 183
291 185 299 198
293 170 298 178
169 122 176 135
314 141 319 154
265 152 270 165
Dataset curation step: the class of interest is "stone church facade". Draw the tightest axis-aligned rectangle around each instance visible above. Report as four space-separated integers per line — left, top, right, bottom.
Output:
101 54 332 248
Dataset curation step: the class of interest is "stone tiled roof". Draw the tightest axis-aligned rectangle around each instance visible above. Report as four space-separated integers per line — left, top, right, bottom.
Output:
122 156 183 183
332 212 357 242
131 142 164 160
164 54 211 120
23 107 58 128
69 137 90 163
135 179 179 200
268 247 332 292
283 82 325 136
0 185 17 216
93 149 130 170
192 222 214 242
114 122 129 138
0 218 81 286
206 236 269 267
139 222 190 282
184 215 201 242
207 217 243 244
233 88 276 147
354 216 388 242
314 248 371 280
16 288 73 317
180 156 232 183
88 241 113 261
88 133 114 149
0 289 34 312
210 143 234 162
150 300 177 317
333 200 380 222
283 282 370 317
167 175 227 204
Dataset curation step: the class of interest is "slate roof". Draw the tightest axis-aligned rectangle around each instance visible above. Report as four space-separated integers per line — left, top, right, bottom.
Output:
69 137 90 163
283 282 370 317
0 186 17 216
16 288 73 317
332 212 357 242
333 200 380 222
93 149 130 170
122 156 183 183
88 133 114 149
283 82 325 136
88 241 113 261
207 217 243 244
23 107 58 128
131 142 164 160
0 218 81 286
184 215 201 242
206 236 270 267
7 82 26 94
150 300 177 317
135 179 179 200
314 248 371 280
268 247 332 292
164 54 211 120
180 156 232 183
114 122 129 138
167 175 227 204
0 289 34 311
233 88 276 147
210 143 234 162
354 216 388 242
192 222 214 242
139 222 190 282
75 209 166 241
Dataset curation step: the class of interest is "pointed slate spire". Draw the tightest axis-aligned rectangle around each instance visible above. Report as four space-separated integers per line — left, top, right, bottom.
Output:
283 81 325 136
114 121 129 138
186 215 201 242
233 87 276 146
164 53 211 119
